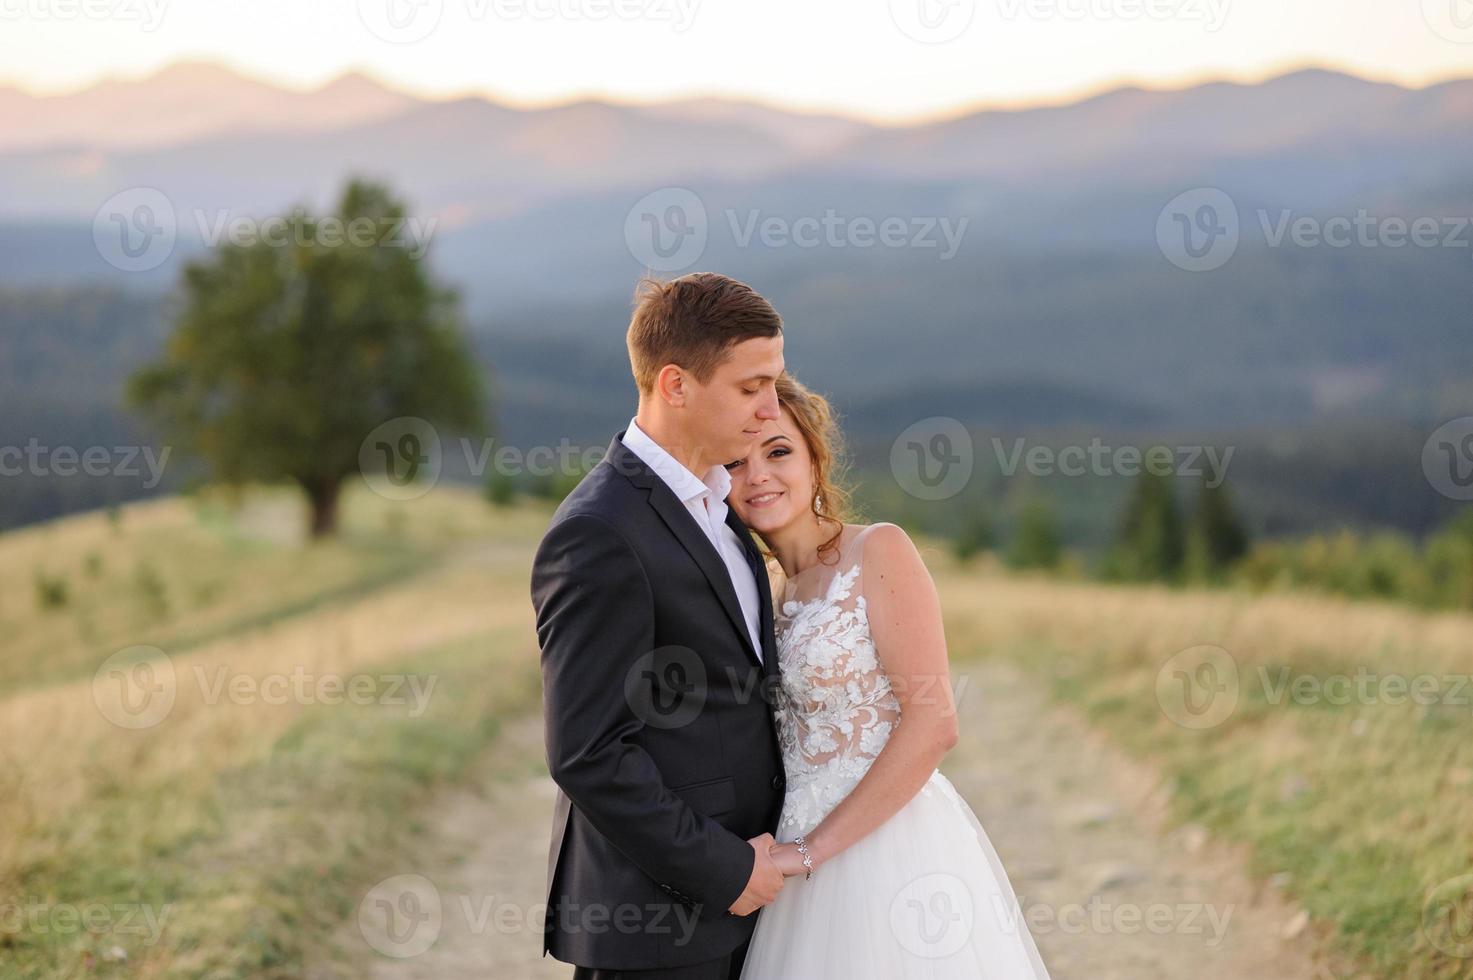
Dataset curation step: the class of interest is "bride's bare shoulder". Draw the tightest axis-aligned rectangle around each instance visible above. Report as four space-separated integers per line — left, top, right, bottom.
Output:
855 522 927 573
854 524 942 630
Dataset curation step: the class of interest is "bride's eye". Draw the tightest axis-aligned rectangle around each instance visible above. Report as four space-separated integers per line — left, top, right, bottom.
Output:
725 459 745 471
768 448 790 459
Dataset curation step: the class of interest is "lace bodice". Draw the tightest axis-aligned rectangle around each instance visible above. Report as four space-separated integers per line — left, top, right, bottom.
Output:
771 523 903 841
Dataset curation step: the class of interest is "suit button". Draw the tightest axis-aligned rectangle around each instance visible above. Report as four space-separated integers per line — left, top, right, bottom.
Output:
771 774 786 791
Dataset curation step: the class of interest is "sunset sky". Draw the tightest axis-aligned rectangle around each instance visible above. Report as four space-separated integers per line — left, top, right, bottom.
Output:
0 0 1469 121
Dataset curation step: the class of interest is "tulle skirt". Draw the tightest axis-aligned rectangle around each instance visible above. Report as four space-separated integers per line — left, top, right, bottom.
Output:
739 771 1053 979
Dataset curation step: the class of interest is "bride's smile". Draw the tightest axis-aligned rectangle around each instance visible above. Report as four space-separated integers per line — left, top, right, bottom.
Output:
723 372 867 581
726 415 834 580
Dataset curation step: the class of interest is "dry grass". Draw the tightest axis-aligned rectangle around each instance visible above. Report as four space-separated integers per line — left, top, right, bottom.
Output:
929 550 1473 979
3 497 1467 978
0 484 551 979
0 485 483 695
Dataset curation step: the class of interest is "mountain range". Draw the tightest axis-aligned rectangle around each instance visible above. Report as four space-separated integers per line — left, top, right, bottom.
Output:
2 61 1471 536
4 62 1470 222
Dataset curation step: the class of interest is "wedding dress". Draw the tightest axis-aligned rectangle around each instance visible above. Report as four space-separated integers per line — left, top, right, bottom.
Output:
740 523 1053 979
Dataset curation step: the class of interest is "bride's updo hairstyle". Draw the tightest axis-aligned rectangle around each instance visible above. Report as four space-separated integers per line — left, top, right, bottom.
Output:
773 372 857 568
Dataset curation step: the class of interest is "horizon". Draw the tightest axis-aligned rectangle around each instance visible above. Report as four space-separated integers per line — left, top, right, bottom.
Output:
1 0 1469 123
5 54 1471 128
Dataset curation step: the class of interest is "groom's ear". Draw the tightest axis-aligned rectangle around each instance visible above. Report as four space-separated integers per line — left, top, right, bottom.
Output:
656 363 689 407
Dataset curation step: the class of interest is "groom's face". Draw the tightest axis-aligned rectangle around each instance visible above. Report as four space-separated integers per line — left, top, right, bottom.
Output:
682 334 784 464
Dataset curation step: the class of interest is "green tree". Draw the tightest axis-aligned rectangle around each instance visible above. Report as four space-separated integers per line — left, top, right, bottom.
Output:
1185 477 1250 581
128 179 484 537
1425 508 1473 608
1007 497 1061 570
1108 463 1184 582
953 504 995 563
484 469 517 508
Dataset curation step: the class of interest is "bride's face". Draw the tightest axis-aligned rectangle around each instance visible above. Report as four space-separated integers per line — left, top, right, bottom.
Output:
724 407 814 535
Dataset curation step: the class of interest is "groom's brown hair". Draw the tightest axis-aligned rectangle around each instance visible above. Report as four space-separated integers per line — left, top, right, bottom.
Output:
626 273 783 395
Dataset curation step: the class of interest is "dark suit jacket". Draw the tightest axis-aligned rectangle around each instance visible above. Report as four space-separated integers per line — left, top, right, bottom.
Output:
530 429 786 971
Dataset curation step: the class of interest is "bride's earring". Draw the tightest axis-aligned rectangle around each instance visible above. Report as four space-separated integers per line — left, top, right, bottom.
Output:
814 492 823 511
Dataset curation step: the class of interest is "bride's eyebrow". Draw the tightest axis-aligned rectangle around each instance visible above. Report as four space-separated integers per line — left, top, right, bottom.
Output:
761 435 791 447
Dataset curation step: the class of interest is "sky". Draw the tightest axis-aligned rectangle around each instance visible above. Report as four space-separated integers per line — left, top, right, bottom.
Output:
0 0 1469 121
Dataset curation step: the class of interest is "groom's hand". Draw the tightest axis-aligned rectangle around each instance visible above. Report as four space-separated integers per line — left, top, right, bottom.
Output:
727 833 784 915
767 842 811 878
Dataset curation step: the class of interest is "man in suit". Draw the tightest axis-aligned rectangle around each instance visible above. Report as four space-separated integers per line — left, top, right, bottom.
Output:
531 272 790 979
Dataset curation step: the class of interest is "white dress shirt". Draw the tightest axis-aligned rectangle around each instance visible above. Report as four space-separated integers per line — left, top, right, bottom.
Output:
621 417 764 662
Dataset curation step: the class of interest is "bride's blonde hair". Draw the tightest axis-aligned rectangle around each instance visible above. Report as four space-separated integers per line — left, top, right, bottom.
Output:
768 372 856 569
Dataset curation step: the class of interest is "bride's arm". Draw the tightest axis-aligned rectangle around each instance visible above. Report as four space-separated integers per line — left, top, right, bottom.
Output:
770 523 960 876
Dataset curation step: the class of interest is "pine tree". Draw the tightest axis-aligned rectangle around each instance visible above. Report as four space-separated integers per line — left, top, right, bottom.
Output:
953 505 996 563
1109 463 1184 582
1185 477 1250 581
1008 497 1061 570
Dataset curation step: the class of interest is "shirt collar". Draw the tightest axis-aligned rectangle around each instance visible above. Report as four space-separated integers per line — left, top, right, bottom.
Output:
623 417 732 507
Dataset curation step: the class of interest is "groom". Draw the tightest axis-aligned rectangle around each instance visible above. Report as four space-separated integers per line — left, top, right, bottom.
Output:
531 273 790 979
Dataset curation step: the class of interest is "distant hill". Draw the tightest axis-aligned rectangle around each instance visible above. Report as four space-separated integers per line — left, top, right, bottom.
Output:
0 61 422 153
847 69 1473 181
3 62 1471 536
5 63 1470 230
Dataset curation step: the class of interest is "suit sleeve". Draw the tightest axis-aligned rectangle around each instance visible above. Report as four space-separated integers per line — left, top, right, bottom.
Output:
531 512 755 917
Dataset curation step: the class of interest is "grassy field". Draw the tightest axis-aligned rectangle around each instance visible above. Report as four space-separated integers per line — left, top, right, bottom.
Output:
929 551 1473 980
0 484 549 979
1 488 1468 978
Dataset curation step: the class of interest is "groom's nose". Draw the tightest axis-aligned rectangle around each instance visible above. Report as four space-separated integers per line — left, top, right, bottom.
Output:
755 388 780 421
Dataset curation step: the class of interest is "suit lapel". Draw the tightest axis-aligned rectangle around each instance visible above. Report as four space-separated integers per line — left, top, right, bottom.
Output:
724 504 781 681
609 433 765 670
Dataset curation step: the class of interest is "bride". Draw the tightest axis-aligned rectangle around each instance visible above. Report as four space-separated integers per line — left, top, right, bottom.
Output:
724 373 1053 979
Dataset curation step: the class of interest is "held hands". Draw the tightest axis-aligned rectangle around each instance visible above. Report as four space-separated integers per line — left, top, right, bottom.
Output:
727 833 785 916
766 841 812 878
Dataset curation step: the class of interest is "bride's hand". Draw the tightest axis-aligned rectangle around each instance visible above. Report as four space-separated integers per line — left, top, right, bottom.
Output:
767 842 810 878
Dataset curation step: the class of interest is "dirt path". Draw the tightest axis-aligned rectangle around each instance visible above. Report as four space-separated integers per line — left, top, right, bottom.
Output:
942 657 1332 978
308 710 565 980
312 657 1333 979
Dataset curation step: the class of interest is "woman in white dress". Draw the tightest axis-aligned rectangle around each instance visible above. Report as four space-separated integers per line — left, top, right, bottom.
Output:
723 373 1053 979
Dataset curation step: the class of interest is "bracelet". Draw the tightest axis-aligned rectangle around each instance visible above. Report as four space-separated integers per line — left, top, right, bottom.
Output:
792 836 814 880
